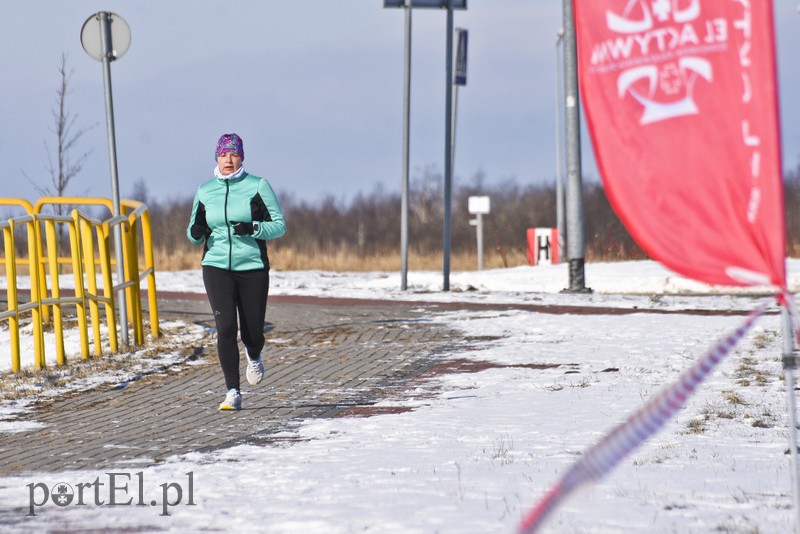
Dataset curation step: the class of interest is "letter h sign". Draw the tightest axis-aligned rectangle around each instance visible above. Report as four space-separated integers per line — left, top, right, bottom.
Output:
526 228 560 266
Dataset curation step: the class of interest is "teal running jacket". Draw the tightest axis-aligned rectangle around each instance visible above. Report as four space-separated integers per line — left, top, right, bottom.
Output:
186 172 286 271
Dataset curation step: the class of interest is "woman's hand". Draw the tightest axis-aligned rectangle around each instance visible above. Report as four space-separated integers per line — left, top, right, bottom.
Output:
231 221 256 236
190 204 211 240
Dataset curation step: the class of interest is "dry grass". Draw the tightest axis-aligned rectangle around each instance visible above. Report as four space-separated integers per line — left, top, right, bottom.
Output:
0 246 531 277
157 246 532 272
154 247 199 271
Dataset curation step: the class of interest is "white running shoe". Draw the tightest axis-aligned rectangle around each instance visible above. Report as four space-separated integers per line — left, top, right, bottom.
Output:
246 355 264 385
219 388 242 411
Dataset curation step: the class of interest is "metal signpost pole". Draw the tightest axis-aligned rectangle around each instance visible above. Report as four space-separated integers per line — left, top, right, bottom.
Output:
476 212 483 270
400 0 412 291
555 29 566 264
384 0 466 291
98 12 129 346
443 0 454 291
468 196 488 272
562 0 589 292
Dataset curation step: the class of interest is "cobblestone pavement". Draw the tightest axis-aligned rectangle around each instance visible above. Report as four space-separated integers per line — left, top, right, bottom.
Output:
0 295 463 475
0 288 759 477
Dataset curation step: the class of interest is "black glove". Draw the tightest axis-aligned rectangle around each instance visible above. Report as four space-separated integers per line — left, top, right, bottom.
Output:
190 204 211 240
231 221 256 236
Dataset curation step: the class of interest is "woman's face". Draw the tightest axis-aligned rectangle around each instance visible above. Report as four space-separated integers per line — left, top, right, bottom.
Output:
217 152 243 175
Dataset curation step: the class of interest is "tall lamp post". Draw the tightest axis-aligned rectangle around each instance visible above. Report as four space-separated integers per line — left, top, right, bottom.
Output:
400 0 412 290
442 2 455 290
80 11 131 346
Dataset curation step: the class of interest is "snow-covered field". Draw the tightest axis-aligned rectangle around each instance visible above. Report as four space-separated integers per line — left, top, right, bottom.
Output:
1 260 799 533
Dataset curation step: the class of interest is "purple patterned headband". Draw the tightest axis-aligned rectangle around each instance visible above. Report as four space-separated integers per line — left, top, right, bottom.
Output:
215 133 244 160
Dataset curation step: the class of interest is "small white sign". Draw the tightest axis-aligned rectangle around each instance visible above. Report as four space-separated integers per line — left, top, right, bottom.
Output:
468 196 490 214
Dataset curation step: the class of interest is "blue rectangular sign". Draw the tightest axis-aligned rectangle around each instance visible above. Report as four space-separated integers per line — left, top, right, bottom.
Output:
454 28 467 86
384 0 466 8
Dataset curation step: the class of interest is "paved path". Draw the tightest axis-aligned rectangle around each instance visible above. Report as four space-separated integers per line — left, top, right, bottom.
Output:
0 287 762 476
0 295 462 475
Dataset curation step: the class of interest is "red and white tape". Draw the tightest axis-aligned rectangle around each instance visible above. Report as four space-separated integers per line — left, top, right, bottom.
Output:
518 300 772 533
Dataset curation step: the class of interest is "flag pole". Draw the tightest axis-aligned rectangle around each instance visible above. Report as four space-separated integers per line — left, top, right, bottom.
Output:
782 306 800 534
561 0 589 293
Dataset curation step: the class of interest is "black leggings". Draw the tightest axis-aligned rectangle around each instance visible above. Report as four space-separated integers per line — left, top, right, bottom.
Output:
202 266 269 392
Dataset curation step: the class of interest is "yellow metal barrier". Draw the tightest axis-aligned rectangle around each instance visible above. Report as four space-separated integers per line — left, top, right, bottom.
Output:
41 213 90 364
0 197 160 372
77 210 118 356
32 197 160 340
124 201 161 344
0 215 45 371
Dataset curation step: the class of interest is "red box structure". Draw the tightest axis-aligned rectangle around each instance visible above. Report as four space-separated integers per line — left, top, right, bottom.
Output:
526 228 559 265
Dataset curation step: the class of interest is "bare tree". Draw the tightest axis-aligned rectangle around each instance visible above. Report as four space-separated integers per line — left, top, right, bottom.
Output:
26 53 96 209
24 53 97 250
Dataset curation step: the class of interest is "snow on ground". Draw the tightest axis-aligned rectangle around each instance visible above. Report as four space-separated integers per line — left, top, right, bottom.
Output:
0 260 799 532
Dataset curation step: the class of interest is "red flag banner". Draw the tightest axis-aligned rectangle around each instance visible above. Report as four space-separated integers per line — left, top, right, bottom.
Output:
574 0 785 288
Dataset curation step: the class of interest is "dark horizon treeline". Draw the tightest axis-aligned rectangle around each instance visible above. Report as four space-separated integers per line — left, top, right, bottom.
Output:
783 163 800 255
138 163 800 263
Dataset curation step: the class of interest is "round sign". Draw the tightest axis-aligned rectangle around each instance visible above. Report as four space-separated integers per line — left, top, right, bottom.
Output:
80 12 131 62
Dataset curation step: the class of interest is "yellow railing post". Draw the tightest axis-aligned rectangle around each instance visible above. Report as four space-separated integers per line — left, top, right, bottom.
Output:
44 219 66 365
79 215 103 356
69 210 90 360
24 216 46 370
124 216 144 345
137 206 160 338
1 222 21 372
36 219 50 326
0 201 51 369
115 216 142 345
98 221 119 353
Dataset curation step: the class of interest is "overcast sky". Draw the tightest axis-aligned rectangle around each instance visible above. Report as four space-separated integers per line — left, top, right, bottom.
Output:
2 1 799 208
